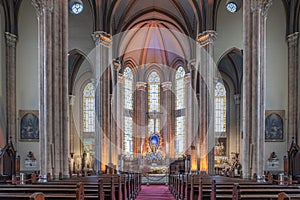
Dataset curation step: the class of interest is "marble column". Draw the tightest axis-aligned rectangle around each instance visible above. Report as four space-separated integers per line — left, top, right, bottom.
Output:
161 82 172 160
5 32 17 146
134 82 147 156
92 31 112 171
242 0 272 180
234 94 241 154
32 0 69 179
286 32 299 147
197 30 217 174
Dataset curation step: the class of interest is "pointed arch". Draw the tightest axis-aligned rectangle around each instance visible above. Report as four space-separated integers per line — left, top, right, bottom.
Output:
68 49 90 94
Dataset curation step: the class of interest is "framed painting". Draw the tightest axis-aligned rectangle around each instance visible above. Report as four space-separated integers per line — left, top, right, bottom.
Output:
265 110 284 142
19 110 39 141
214 137 227 156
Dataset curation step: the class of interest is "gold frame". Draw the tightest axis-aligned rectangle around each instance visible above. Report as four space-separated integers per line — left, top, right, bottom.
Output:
19 110 39 142
265 110 285 142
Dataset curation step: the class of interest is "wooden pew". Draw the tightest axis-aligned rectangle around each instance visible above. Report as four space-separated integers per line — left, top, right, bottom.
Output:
231 183 300 200
0 182 94 199
170 173 300 200
30 193 45 200
0 173 141 200
278 192 300 200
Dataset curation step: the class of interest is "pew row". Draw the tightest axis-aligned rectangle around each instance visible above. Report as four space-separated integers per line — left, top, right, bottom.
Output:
169 174 300 200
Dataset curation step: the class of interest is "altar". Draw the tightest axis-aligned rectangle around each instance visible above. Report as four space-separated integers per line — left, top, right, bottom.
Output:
141 173 168 185
140 163 169 184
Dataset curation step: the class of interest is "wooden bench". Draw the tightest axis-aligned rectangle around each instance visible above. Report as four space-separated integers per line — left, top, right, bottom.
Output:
0 182 91 200
278 192 300 200
170 173 300 200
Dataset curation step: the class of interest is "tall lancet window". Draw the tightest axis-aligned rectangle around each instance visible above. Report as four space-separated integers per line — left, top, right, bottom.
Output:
123 67 134 154
148 71 161 134
215 81 227 132
83 82 95 154
175 66 186 155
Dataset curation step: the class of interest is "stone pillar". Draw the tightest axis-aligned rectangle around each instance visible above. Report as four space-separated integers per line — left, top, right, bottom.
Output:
69 95 76 154
5 32 17 145
32 0 69 179
197 31 217 174
184 74 192 155
134 82 147 156
196 93 201 170
161 82 172 160
92 31 112 171
111 63 120 167
242 0 272 179
116 74 124 171
234 94 241 154
286 32 299 147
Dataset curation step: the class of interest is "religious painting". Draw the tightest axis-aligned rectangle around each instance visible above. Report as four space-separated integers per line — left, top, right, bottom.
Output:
265 110 284 142
214 137 227 156
19 110 39 141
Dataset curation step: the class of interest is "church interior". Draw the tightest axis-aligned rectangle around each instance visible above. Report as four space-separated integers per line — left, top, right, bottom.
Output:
0 0 300 199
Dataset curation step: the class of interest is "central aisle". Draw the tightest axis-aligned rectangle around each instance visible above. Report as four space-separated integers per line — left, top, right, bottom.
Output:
136 185 175 200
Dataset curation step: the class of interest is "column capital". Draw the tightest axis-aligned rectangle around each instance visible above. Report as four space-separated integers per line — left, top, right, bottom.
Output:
92 31 112 48
197 30 217 47
90 78 97 86
251 0 272 16
113 59 121 71
5 32 17 48
136 82 147 91
184 73 191 84
188 59 196 71
69 95 76 106
118 73 124 81
161 82 172 91
31 0 53 17
234 94 241 105
287 32 299 47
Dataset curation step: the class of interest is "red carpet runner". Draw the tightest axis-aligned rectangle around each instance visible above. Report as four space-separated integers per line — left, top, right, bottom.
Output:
136 185 175 200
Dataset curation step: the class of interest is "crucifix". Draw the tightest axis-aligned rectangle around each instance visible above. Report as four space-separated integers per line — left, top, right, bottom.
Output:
147 110 163 134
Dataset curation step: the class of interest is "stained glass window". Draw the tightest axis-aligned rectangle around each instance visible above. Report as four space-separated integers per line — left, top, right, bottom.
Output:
175 67 186 155
175 66 185 110
175 116 185 154
124 116 133 153
123 67 134 110
83 82 95 132
215 81 227 132
148 71 160 134
123 67 134 154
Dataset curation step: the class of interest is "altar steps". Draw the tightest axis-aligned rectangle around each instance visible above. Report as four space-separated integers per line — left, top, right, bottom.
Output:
136 185 175 200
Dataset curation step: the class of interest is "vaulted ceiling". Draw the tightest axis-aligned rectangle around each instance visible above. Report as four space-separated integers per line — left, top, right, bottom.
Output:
88 0 221 37
1 0 300 37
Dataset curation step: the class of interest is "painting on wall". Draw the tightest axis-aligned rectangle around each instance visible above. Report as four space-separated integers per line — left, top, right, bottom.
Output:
19 110 39 141
215 137 227 157
265 110 284 142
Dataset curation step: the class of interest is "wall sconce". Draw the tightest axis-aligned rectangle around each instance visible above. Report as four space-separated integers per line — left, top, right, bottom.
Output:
226 0 241 13
69 0 84 15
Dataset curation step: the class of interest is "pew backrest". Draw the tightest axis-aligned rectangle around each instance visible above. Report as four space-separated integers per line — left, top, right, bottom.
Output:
29 192 45 200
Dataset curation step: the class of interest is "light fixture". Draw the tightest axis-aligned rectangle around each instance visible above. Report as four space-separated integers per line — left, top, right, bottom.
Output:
69 0 84 15
226 0 241 13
